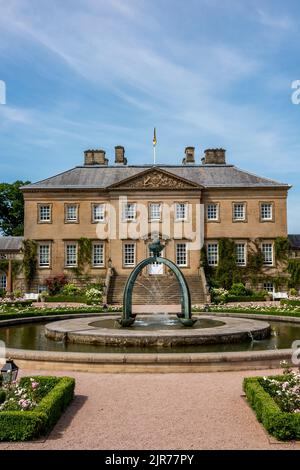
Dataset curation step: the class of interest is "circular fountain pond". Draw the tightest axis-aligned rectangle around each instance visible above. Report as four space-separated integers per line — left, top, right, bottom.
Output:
44 314 270 347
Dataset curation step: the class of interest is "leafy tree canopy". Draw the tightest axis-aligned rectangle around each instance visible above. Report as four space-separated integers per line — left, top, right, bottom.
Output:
0 181 30 236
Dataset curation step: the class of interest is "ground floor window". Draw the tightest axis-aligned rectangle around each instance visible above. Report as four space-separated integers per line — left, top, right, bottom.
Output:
261 243 273 266
65 243 77 267
207 243 218 266
39 244 50 267
263 282 274 293
176 243 188 267
93 243 104 267
38 285 48 294
0 273 6 290
235 243 246 266
123 243 135 267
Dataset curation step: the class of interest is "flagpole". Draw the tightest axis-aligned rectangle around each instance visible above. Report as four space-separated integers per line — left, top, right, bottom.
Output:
153 144 156 165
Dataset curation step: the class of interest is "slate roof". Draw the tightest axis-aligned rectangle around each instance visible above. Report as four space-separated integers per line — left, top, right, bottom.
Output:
0 236 24 251
21 164 290 191
288 235 300 249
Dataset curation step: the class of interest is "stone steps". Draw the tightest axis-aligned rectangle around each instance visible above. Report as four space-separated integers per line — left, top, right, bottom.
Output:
107 274 206 305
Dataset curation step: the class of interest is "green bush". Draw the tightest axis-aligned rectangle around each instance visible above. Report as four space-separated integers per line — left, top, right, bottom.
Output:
226 292 267 303
0 289 6 298
281 299 300 307
0 390 6 404
229 283 250 296
61 283 83 296
0 376 75 441
243 376 300 440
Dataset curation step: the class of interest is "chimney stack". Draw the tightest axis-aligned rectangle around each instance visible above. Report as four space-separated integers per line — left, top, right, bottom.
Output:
202 148 226 165
115 146 127 165
182 146 195 165
84 149 108 166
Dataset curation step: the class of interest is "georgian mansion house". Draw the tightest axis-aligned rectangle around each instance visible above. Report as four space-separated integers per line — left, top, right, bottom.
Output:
3 146 292 304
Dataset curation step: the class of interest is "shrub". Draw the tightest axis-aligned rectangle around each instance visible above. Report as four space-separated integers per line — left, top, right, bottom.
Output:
85 287 103 303
289 288 298 297
281 299 300 307
0 289 6 298
61 283 82 296
243 376 300 440
0 390 6 404
0 376 75 441
45 274 68 295
229 283 250 297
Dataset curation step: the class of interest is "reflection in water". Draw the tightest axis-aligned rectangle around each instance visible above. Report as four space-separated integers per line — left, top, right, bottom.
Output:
0 320 300 354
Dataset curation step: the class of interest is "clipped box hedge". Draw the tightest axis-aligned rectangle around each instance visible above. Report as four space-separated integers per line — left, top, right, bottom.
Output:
0 376 75 441
243 376 300 440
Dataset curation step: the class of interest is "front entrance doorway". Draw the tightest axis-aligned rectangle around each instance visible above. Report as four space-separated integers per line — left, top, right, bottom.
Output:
148 246 164 275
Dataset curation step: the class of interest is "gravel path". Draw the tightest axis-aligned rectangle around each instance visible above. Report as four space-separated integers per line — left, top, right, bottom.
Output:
1 368 300 450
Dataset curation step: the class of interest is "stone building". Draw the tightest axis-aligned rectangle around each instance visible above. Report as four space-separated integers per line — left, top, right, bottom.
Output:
19 146 291 303
0 236 24 292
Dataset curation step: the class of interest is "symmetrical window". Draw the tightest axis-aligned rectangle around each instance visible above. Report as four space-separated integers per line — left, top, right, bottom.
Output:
207 203 219 221
263 282 274 293
235 243 246 266
92 243 104 267
176 243 188 266
233 203 246 221
207 243 218 266
38 204 51 222
92 203 105 222
65 204 78 222
261 203 273 221
0 273 6 289
123 203 136 221
261 243 273 266
149 203 161 220
123 243 135 267
65 243 77 267
175 202 188 221
38 244 50 268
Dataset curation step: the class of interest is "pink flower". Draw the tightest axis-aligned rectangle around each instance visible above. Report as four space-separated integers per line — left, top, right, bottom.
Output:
31 381 39 390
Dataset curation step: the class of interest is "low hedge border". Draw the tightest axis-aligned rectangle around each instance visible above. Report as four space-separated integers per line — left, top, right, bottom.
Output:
45 295 87 303
281 299 300 307
0 376 75 441
202 307 300 317
0 306 122 321
243 376 300 440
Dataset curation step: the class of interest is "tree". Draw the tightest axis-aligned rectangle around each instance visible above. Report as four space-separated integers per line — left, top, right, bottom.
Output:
0 181 30 236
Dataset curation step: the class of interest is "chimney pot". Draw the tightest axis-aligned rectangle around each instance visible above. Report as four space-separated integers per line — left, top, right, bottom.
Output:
182 146 195 165
203 148 226 165
115 146 127 165
84 149 108 165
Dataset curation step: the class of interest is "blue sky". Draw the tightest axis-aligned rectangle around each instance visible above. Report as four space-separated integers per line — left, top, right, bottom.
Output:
0 0 299 232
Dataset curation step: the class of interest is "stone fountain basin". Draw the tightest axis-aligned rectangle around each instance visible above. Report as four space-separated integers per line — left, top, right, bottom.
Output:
45 315 271 347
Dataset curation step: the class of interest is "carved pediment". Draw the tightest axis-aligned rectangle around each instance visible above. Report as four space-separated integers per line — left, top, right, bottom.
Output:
108 168 201 191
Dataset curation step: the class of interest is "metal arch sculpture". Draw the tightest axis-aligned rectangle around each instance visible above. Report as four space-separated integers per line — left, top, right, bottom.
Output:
118 239 196 327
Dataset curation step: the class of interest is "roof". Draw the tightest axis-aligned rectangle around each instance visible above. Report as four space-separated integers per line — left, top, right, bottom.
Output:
21 164 291 191
288 235 300 249
0 236 24 251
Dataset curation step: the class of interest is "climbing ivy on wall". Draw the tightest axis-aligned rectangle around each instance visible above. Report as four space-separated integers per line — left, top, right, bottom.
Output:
275 237 290 262
72 238 92 277
22 239 37 288
288 259 300 288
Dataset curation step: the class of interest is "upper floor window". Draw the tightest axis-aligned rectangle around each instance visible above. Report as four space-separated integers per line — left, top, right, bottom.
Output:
176 243 188 267
65 243 77 267
260 203 273 221
123 243 136 267
235 243 246 266
175 202 188 221
233 203 246 221
261 243 273 266
92 243 104 267
207 243 218 266
65 204 78 223
123 203 136 221
38 204 51 223
38 244 50 268
207 203 219 221
92 203 105 222
149 203 161 221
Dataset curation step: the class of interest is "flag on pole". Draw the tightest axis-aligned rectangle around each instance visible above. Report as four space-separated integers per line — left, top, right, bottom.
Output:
152 127 157 146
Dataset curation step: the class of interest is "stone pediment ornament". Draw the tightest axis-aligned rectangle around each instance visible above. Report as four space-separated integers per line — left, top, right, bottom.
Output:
108 168 202 190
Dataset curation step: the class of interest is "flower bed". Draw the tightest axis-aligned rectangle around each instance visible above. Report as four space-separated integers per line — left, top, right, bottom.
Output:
0 304 122 321
0 376 75 441
243 366 300 440
197 304 300 317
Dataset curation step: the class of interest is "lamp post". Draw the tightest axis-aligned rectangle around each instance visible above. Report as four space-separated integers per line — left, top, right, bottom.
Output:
1 358 19 386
